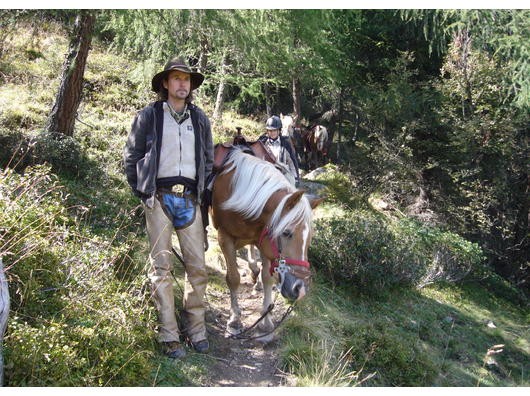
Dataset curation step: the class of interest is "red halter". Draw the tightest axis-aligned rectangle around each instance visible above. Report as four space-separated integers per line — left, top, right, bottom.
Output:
258 227 311 276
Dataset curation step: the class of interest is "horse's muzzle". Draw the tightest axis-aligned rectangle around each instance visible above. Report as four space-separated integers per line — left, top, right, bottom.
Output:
281 272 307 301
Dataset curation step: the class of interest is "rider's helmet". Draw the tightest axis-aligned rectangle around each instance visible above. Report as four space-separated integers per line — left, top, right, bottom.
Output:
265 115 282 130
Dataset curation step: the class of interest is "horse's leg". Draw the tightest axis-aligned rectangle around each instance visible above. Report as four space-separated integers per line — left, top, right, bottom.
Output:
218 231 243 335
255 257 275 343
247 245 263 293
247 245 259 282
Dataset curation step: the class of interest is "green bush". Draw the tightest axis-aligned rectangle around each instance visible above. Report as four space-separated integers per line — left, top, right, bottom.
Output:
310 163 367 209
0 105 44 130
0 127 31 170
310 211 396 291
1 164 157 386
0 165 73 315
392 219 486 287
309 211 485 293
0 129 95 178
345 323 437 386
6 305 155 386
29 131 87 178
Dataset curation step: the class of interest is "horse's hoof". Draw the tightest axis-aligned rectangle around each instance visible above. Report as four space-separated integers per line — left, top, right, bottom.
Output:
251 281 263 297
225 321 243 337
256 322 274 344
255 332 274 344
224 328 241 338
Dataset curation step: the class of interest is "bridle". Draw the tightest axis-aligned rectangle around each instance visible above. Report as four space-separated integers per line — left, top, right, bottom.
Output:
258 226 311 288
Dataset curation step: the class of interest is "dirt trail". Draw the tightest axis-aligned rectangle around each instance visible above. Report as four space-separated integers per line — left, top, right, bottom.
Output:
200 239 295 387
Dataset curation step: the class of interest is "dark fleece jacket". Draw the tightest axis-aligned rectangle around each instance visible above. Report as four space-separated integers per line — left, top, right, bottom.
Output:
123 101 214 206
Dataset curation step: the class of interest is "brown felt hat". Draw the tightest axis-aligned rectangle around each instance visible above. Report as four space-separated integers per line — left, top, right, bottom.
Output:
151 57 205 92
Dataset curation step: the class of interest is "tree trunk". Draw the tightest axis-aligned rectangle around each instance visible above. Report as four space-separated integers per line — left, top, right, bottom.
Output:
213 54 228 122
0 258 9 387
264 83 272 117
198 36 209 74
337 87 344 163
454 29 474 119
213 80 226 122
46 11 95 136
292 75 301 122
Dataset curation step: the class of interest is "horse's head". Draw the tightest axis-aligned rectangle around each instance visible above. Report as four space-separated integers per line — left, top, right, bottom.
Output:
259 190 323 301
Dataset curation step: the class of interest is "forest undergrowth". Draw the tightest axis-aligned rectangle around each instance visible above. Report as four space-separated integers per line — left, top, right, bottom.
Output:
0 21 527 387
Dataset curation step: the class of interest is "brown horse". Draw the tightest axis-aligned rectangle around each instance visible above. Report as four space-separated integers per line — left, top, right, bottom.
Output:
211 146 322 342
303 125 329 170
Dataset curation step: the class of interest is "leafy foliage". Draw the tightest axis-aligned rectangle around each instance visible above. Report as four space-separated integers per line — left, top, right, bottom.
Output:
429 32 528 285
401 10 530 109
310 211 484 293
0 166 156 386
1 12 528 387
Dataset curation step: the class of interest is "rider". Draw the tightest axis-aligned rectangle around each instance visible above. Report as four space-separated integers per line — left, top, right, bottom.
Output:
259 115 300 186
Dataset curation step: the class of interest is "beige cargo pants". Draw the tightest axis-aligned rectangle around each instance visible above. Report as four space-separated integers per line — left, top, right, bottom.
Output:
143 196 208 344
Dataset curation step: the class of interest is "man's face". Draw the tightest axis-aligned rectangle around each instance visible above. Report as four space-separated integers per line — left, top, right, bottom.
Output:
163 70 191 101
267 129 280 139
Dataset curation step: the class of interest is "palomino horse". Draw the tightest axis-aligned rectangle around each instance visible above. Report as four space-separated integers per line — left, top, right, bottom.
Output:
304 125 329 170
211 147 322 341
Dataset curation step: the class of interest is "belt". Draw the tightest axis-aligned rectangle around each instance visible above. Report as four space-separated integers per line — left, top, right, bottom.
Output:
158 184 186 196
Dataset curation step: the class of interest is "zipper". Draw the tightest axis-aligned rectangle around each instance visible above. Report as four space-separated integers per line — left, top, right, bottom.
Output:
178 123 182 176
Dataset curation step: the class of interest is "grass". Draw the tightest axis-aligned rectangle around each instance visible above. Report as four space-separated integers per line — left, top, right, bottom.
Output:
0 21 528 387
281 275 528 386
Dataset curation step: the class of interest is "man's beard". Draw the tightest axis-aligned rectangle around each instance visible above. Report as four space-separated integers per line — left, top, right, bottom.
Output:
174 89 189 99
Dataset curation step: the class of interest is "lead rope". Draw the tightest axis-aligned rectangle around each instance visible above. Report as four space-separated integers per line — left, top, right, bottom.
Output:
228 302 276 340
170 247 296 341
230 302 296 341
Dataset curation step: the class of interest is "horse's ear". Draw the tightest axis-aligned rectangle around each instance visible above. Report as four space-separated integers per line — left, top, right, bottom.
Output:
309 196 324 210
284 190 305 212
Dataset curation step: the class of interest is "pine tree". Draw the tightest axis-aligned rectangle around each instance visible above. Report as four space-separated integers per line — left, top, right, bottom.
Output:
46 11 95 136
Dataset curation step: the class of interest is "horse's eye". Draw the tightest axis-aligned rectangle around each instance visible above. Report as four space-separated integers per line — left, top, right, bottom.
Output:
282 230 293 239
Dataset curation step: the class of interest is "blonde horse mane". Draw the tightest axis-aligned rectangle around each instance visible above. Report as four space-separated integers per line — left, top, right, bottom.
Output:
221 148 312 239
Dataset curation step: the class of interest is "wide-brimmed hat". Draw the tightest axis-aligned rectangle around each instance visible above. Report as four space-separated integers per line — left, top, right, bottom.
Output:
151 57 205 92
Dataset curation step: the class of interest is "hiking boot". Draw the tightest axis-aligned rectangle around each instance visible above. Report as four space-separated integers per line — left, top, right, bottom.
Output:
161 341 186 359
192 339 209 354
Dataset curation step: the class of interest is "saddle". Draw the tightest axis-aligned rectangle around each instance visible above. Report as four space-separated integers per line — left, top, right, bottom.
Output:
213 128 276 173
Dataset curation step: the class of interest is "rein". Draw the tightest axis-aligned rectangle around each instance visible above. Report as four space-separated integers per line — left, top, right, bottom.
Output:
228 301 296 341
171 247 296 341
